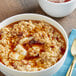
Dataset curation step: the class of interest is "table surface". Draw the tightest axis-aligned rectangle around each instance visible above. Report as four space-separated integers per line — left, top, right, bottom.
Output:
0 0 76 76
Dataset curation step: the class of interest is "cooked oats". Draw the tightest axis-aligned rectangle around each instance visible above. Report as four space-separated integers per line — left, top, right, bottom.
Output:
0 20 66 72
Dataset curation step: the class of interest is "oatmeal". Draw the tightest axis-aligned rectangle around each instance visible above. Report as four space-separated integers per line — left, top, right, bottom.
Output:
0 20 66 72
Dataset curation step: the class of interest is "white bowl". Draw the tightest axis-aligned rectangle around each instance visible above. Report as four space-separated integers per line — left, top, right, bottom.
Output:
38 0 76 17
0 13 68 76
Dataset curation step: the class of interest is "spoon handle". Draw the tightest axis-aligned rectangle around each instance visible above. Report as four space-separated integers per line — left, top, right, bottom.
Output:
66 57 76 76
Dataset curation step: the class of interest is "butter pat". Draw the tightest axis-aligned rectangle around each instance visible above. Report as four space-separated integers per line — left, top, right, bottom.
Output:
14 44 27 56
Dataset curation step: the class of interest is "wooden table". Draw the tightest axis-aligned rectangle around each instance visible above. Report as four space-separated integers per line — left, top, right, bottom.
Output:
0 0 76 76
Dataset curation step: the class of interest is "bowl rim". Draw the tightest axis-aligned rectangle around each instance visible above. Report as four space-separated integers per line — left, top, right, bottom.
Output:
0 13 68 74
46 0 74 5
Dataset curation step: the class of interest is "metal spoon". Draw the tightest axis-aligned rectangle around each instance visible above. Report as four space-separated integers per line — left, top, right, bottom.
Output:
66 39 76 76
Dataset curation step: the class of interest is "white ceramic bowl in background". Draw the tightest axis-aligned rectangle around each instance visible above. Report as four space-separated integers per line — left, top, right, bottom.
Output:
38 0 76 17
0 14 68 76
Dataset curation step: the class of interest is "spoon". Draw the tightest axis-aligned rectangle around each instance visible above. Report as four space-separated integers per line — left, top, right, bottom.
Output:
66 39 76 76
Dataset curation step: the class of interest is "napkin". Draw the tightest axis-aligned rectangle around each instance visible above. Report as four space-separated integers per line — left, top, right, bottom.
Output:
53 29 76 76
